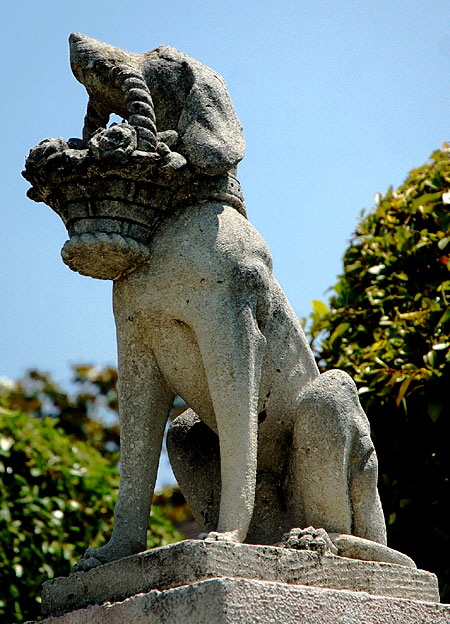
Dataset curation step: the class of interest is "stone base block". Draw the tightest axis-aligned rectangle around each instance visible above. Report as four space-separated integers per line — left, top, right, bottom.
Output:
40 577 450 624
41 540 440 619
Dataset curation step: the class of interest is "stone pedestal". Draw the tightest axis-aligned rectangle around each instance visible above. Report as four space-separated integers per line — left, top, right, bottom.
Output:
37 540 450 623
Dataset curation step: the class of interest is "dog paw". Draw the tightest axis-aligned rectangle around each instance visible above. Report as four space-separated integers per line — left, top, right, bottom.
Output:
72 553 103 573
278 526 338 556
199 530 240 543
71 540 144 573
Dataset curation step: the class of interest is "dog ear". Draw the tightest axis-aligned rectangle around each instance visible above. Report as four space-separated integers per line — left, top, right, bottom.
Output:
177 68 246 175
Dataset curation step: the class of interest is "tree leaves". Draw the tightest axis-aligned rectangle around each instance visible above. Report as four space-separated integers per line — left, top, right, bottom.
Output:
307 146 450 599
0 368 188 623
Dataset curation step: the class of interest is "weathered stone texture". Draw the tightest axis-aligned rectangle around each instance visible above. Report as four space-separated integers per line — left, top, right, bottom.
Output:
40 578 450 624
23 33 419 585
41 541 439 618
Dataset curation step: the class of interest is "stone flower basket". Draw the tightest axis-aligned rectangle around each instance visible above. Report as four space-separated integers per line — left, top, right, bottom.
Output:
23 126 183 280
23 132 244 280
22 63 246 280
23 132 246 280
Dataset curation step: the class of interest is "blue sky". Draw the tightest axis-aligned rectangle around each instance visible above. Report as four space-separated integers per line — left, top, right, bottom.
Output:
2 0 450 386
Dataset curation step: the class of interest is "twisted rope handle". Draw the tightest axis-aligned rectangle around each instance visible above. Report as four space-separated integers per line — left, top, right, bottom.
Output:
110 64 158 152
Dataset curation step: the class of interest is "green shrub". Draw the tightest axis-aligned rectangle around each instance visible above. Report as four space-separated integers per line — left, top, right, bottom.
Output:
0 368 186 623
308 147 450 598
0 409 119 622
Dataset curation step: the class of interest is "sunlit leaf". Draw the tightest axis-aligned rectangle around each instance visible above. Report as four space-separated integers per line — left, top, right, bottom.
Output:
0 436 14 452
328 322 350 346
311 300 328 316
428 403 443 423
437 308 450 326
396 375 415 407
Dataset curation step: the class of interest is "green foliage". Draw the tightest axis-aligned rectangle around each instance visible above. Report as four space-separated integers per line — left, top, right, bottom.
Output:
308 147 450 598
1 366 120 461
0 409 118 623
0 367 187 624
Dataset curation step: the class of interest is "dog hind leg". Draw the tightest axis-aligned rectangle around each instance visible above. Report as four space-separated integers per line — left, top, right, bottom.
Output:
167 409 221 534
286 369 386 543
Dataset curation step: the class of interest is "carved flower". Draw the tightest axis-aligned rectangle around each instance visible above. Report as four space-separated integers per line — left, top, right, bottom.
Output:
27 138 69 166
89 123 137 159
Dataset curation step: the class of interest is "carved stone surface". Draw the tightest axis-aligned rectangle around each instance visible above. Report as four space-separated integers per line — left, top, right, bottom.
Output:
23 126 245 280
23 34 246 280
37 578 450 624
41 541 439 618
23 33 415 576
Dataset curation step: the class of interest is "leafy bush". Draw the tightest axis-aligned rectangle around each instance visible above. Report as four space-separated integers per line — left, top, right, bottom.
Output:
0 368 187 624
308 147 450 598
0 409 118 622
1 366 120 460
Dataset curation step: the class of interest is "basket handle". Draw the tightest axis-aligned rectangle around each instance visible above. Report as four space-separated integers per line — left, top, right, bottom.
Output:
110 64 158 152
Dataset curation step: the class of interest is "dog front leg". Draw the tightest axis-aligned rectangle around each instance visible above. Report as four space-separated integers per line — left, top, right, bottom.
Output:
194 297 265 543
74 323 174 571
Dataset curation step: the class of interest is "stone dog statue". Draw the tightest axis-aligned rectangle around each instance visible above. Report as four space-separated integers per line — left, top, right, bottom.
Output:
23 33 414 571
